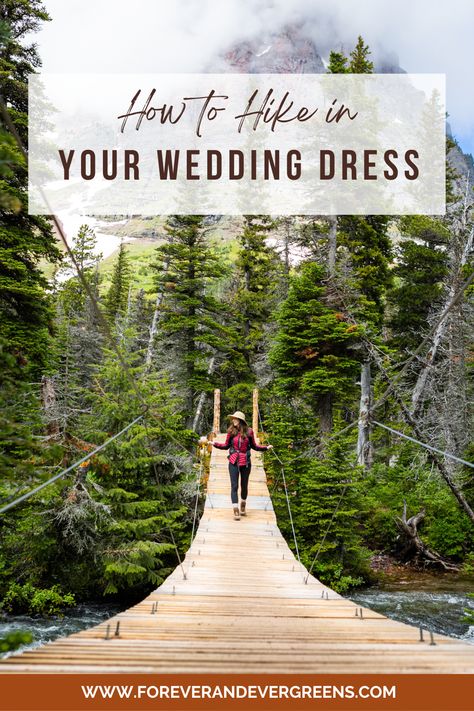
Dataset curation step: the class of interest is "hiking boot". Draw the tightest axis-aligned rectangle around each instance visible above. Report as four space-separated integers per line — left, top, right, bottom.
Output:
240 501 247 516
233 507 240 521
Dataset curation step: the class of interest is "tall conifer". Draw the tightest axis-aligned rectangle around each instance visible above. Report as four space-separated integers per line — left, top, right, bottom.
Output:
152 216 228 426
106 242 131 319
349 35 374 73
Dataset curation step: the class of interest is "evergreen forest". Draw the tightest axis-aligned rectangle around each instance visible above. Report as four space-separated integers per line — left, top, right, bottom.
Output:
1 3 473 648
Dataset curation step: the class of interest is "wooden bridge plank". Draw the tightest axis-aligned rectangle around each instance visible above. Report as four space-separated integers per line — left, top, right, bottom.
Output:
1 437 473 673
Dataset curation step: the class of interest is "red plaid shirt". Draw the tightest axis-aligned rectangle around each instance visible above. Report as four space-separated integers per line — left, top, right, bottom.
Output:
213 428 268 465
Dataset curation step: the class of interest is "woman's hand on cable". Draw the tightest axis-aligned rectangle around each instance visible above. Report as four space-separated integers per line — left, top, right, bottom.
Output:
266 444 273 450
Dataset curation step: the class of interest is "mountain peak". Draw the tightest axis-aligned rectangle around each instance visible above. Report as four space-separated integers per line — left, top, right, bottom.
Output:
214 23 325 73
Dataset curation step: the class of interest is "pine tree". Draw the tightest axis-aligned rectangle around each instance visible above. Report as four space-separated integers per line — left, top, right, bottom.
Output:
231 216 280 372
327 50 348 74
0 0 61 374
106 241 131 319
349 35 374 73
295 452 369 591
75 330 194 597
264 401 370 592
269 261 363 434
53 226 104 434
152 215 229 426
0 341 44 484
387 216 449 354
338 215 393 328
58 225 102 315
0 4 64 596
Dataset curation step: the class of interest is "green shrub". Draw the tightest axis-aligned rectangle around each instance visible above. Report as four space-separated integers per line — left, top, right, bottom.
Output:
0 631 33 653
461 553 474 577
312 560 366 594
0 583 75 616
463 593 474 625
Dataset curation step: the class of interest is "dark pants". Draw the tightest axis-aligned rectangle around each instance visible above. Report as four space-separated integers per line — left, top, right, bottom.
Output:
229 462 251 505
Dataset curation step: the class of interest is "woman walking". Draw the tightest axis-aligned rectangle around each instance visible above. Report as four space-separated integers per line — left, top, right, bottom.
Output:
212 411 272 520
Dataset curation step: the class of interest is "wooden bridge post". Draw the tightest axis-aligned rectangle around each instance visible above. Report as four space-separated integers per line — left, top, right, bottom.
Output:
212 389 221 434
252 388 259 438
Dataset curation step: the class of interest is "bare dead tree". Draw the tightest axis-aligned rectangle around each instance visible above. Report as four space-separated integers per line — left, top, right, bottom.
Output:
411 175 474 419
41 375 60 437
396 501 459 571
192 356 216 433
357 361 373 468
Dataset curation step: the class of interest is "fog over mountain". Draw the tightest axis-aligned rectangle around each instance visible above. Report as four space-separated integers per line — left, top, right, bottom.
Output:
37 0 473 154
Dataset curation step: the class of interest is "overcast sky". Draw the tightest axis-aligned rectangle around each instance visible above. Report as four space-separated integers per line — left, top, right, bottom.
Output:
35 0 473 155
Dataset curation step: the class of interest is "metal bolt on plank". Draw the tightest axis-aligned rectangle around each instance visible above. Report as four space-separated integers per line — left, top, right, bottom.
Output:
419 628 424 642
430 631 436 646
114 621 120 637
104 624 111 640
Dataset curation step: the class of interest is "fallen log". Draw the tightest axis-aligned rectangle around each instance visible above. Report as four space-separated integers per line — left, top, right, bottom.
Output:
395 500 459 572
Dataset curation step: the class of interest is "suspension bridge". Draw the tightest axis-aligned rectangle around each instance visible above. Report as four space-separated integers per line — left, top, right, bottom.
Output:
1 392 474 674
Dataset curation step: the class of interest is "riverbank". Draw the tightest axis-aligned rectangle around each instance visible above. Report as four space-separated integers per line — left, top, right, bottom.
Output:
344 554 474 645
0 603 125 659
2 564 473 660
368 552 474 592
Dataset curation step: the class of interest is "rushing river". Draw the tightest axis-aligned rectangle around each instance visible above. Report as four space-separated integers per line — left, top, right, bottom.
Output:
348 588 474 644
0 603 125 659
1 586 473 659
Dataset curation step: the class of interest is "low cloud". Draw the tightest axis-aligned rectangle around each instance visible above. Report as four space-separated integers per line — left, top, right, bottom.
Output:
37 0 473 151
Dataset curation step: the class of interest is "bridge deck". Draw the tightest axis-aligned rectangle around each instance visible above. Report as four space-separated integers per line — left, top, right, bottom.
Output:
1 436 474 673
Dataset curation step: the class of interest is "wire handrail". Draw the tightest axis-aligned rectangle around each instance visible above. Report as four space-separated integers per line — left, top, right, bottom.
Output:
0 416 144 515
257 404 305 581
190 451 205 545
0 95 192 579
372 420 474 470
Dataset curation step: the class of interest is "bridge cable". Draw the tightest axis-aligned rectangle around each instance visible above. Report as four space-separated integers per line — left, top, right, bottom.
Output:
255 265 474 582
0 96 191 460
304 482 351 584
0 97 189 578
372 421 474 470
263 418 358 510
141 418 187 578
370 268 474 413
257 402 363 584
190 450 205 545
256 404 304 579
0 416 144 515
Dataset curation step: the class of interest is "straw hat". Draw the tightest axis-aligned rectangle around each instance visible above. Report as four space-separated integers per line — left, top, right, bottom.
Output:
228 411 248 425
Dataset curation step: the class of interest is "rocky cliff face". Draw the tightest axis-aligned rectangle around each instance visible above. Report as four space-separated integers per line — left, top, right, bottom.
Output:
447 123 474 191
213 22 471 196
213 22 404 75
218 23 325 73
